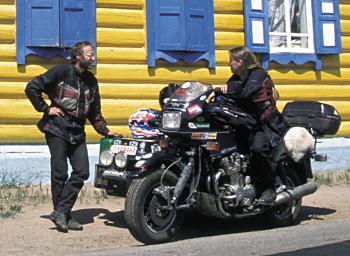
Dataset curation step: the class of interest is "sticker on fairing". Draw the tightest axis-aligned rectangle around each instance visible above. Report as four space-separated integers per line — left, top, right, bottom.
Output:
196 123 210 128
188 122 210 129
182 82 191 89
187 104 202 115
188 122 197 129
191 133 217 140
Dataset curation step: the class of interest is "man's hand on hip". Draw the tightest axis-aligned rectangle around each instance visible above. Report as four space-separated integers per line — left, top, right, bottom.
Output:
48 107 64 117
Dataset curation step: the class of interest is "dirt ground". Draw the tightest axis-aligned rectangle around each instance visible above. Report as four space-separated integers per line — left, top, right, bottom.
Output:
1 184 350 256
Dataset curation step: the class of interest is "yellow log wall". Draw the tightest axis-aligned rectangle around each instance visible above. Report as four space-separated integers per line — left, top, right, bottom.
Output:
0 0 349 144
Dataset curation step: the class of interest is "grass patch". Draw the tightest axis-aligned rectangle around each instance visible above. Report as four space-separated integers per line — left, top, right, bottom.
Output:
0 183 110 220
78 186 109 205
314 170 350 186
0 168 113 220
0 184 51 219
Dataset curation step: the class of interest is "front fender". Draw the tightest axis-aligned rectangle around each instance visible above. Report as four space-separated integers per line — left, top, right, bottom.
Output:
135 151 182 178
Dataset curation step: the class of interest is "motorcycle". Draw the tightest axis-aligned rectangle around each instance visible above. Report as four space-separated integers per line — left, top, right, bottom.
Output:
122 81 342 244
94 84 180 196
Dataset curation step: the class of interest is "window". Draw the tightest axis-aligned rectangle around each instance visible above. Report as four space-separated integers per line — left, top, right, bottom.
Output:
16 0 96 65
146 0 216 68
244 0 341 70
269 0 314 53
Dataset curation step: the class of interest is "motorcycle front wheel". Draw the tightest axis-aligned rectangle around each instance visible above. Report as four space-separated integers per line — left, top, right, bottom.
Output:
124 169 182 244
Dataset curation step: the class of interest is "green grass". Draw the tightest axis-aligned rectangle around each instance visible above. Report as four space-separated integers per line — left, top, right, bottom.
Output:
0 183 51 219
0 167 112 220
0 182 109 220
78 186 109 205
313 170 350 186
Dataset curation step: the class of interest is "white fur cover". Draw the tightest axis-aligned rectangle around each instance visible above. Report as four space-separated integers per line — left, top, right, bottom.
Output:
283 127 315 162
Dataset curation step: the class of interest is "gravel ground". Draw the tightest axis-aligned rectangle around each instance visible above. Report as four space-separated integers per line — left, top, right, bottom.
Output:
1 184 350 256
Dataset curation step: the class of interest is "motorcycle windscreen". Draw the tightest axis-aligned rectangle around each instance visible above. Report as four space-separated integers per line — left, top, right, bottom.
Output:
170 81 212 103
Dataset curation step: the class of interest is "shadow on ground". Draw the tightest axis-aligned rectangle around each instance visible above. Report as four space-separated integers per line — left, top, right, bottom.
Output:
176 205 336 241
41 205 336 241
41 208 128 229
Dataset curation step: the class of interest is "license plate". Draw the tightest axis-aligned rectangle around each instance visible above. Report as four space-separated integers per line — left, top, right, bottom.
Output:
110 145 138 155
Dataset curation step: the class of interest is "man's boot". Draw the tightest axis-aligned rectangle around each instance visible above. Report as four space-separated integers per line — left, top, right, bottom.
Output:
49 210 68 233
67 215 83 231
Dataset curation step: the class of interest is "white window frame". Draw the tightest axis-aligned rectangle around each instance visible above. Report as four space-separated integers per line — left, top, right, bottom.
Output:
269 0 315 54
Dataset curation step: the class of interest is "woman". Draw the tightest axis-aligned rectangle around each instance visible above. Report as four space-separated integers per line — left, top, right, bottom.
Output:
222 46 289 205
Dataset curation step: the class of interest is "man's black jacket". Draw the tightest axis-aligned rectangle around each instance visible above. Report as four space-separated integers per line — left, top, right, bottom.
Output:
25 64 109 144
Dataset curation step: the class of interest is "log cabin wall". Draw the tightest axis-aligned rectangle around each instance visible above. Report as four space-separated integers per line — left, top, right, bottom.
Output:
0 0 348 143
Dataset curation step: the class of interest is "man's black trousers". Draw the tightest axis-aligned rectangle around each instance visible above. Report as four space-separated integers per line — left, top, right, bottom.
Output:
45 133 89 215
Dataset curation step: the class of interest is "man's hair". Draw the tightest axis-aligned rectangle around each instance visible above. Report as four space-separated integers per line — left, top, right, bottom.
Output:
229 46 261 77
70 41 94 64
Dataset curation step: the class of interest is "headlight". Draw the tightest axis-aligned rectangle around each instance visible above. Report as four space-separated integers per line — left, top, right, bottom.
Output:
162 111 181 129
114 152 127 168
99 150 114 166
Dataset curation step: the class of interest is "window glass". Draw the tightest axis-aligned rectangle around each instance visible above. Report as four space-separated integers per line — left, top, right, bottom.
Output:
268 0 313 53
245 0 342 70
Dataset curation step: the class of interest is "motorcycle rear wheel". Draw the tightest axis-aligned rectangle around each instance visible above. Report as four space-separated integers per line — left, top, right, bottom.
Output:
124 169 182 244
263 167 302 227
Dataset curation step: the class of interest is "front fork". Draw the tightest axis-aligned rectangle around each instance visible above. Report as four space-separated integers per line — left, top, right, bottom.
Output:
171 156 195 204
154 149 198 210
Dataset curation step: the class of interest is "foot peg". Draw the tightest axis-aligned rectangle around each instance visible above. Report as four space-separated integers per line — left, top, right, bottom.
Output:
313 153 327 162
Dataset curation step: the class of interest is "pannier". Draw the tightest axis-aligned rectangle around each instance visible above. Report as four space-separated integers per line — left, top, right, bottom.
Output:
282 101 341 136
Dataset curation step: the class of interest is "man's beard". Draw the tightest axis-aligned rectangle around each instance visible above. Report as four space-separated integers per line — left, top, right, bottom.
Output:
80 59 92 70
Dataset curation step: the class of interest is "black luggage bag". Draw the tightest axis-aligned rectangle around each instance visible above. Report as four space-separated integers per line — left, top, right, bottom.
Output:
282 100 341 136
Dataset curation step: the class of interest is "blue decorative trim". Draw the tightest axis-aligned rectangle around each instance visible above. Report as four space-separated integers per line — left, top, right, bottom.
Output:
154 51 215 68
261 53 322 70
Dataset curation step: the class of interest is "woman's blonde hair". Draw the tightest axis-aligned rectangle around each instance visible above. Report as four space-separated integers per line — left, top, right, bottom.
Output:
229 46 261 77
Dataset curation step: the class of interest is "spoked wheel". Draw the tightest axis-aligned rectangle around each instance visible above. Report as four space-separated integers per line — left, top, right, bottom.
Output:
124 169 182 244
264 168 302 227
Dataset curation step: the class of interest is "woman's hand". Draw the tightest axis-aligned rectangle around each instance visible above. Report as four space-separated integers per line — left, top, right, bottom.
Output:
214 85 227 95
220 84 228 93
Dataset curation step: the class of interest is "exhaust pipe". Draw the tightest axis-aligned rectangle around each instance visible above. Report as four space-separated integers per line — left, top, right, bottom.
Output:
274 182 317 206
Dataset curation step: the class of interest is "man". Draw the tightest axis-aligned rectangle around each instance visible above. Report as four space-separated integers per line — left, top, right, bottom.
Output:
25 41 121 232
221 46 289 205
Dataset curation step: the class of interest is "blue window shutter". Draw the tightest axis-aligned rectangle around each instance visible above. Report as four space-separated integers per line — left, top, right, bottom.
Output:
312 0 342 54
155 0 186 50
146 0 215 68
61 0 96 48
244 0 269 53
25 0 59 46
185 0 210 52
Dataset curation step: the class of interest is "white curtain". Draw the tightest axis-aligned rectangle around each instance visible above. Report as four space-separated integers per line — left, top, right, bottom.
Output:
269 0 286 47
290 0 308 47
269 0 308 48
